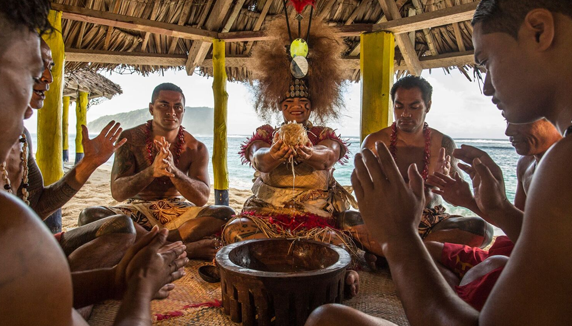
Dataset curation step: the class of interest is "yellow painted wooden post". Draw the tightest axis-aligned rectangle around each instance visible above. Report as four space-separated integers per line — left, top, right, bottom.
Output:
62 96 70 162
36 10 64 186
360 31 395 144
75 91 88 164
212 39 229 205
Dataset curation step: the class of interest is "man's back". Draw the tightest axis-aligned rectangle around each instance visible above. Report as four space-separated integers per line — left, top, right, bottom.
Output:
481 134 572 324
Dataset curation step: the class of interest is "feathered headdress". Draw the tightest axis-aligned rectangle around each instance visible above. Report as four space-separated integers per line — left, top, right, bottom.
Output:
248 16 347 124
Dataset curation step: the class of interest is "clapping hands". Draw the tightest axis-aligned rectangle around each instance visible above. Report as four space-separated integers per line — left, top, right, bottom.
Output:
114 226 187 300
82 121 127 167
427 172 475 208
453 145 510 221
351 142 425 248
151 137 176 178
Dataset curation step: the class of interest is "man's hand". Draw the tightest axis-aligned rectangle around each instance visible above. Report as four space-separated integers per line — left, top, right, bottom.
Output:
269 139 293 162
114 226 188 300
154 138 180 178
294 142 313 162
351 142 425 248
454 145 510 219
82 121 127 167
435 147 452 176
151 139 174 178
427 172 475 208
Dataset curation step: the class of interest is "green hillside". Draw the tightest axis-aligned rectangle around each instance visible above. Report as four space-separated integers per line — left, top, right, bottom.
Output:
88 107 214 135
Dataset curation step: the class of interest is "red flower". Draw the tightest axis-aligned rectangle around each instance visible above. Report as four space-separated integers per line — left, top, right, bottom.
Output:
288 0 316 14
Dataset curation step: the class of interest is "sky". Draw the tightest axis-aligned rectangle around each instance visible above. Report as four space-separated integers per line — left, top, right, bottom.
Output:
24 67 508 139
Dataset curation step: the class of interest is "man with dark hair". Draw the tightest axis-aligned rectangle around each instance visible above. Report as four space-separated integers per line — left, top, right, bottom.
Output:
151 82 186 104
80 82 235 260
306 0 572 325
423 119 562 311
1 39 137 272
0 1 187 325
389 75 434 107
359 76 493 257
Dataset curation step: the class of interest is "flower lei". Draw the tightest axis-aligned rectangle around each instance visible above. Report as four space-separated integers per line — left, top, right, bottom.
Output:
1 133 30 205
389 122 431 180
145 120 185 166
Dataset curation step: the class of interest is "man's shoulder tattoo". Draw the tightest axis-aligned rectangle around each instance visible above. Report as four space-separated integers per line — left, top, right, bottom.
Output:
441 135 456 154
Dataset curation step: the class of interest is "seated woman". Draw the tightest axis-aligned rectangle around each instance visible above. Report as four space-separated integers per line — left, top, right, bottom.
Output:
221 17 360 296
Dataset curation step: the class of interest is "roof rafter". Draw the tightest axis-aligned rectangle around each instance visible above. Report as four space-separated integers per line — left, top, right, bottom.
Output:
52 3 218 42
377 0 423 76
185 0 234 75
54 1 477 44
66 48 475 71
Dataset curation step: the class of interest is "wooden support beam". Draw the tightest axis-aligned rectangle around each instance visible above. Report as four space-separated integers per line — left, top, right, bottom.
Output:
65 48 475 71
37 10 64 186
212 39 229 205
360 31 394 143
62 96 70 163
185 0 234 75
66 48 188 65
75 91 89 164
52 3 218 42
377 0 422 76
408 50 474 70
372 1 477 34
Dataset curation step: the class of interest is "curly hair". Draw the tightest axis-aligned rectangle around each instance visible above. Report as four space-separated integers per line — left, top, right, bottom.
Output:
249 17 347 124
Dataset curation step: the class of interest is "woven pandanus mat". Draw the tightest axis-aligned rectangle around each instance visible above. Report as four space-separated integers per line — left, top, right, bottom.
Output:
89 257 408 326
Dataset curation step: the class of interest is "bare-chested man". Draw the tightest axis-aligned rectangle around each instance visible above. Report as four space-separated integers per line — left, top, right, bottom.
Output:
306 1 572 325
0 2 187 324
0 38 137 272
423 119 562 310
361 76 493 250
80 83 235 260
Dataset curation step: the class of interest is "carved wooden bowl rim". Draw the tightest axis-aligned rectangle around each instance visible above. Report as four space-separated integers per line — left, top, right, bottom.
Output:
216 238 351 278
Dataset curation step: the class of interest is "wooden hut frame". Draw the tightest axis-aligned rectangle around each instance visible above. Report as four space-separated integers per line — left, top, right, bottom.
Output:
41 0 482 204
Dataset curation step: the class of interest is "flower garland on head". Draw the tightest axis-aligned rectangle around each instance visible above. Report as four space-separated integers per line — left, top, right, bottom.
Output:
1 133 30 205
145 120 186 166
389 122 431 180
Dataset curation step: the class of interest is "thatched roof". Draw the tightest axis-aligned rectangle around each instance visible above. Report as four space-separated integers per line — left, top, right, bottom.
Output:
63 69 123 101
54 0 480 82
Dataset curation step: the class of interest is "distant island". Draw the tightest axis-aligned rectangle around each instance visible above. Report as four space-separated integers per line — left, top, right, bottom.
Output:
88 106 214 135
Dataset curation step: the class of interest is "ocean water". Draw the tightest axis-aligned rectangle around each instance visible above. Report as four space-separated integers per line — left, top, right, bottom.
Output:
35 134 521 215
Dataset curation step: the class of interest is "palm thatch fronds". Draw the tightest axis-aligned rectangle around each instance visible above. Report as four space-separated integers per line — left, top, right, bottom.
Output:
54 0 480 82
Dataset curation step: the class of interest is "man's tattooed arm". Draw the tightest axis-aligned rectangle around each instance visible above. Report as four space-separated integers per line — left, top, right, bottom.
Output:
26 155 82 219
110 131 154 202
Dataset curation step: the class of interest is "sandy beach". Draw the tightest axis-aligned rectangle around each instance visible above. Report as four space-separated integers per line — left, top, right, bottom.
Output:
60 164 252 231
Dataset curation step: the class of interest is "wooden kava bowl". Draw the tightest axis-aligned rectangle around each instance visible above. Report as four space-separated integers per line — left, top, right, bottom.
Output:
216 239 351 326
